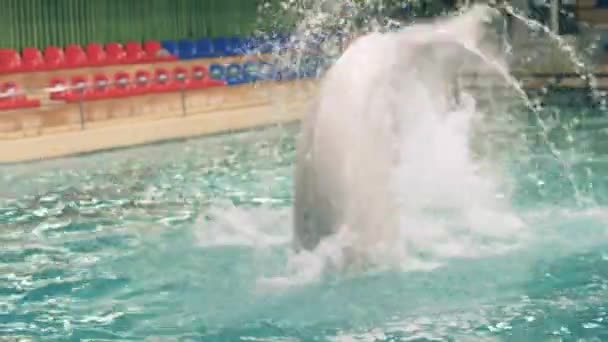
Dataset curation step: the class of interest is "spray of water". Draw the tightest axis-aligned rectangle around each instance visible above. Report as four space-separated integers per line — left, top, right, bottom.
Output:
248 5 533 290
256 0 602 207
194 1 605 290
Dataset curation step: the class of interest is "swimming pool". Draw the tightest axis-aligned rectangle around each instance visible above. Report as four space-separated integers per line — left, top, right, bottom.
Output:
1 119 607 341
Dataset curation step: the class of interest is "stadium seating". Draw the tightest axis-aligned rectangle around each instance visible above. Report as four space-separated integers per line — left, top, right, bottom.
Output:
0 34 291 75
133 69 153 95
173 66 190 89
112 71 132 98
282 64 302 80
125 41 147 64
91 73 111 99
46 61 237 103
57 75 91 102
177 40 197 59
0 40 180 74
228 37 245 55
160 40 179 57
195 39 214 58
44 46 66 69
21 47 45 71
152 68 173 93
0 49 22 73
65 44 88 68
86 43 107 66
189 65 225 89
225 63 245 85
105 42 127 64
0 82 40 111
209 64 225 81
256 61 279 81
144 41 162 58
49 77 68 100
160 36 256 59
242 61 260 82
212 37 230 57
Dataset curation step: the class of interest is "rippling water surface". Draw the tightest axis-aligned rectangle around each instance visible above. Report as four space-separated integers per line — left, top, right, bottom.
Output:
1 124 608 341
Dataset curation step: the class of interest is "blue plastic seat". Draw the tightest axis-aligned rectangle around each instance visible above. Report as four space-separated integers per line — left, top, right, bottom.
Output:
228 37 244 55
177 40 197 59
256 61 279 81
241 37 258 55
279 66 298 81
242 61 259 82
278 33 292 49
160 40 178 56
209 63 226 81
225 63 245 85
212 37 229 57
255 34 276 54
195 38 214 58
299 56 322 79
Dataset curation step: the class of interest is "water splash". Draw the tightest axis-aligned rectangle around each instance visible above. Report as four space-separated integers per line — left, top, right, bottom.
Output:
257 0 603 206
508 5 606 208
249 5 531 289
240 1 607 288
502 4 604 106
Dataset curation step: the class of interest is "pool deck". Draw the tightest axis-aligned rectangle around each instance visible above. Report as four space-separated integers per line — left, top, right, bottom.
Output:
0 79 317 164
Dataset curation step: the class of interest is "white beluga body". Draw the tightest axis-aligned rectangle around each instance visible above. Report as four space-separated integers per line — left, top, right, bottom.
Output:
292 5 505 266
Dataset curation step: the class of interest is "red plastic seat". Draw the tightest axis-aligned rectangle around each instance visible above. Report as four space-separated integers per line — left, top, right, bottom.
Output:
188 65 226 89
188 65 209 89
0 82 40 110
65 75 92 102
48 77 68 101
0 81 25 105
152 68 173 92
44 46 66 69
85 43 107 66
111 71 132 98
90 73 111 100
21 47 46 71
142 40 176 62
133 70 153 95
105 42 127 64
125 41 146 63
1 82 25 98
144 40 161 57
0 49 22 73
65 44 88 68
172 67 190 89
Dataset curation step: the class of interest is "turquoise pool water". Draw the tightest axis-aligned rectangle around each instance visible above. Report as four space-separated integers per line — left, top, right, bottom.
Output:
1 123 608 341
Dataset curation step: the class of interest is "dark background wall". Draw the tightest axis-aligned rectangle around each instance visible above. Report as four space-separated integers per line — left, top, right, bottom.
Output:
0 0 260 50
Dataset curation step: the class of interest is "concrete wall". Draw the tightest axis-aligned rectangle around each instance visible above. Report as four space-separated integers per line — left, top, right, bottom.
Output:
0 79 318 163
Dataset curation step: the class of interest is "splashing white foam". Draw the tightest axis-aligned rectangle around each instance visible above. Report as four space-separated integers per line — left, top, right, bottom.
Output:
194 202 292 249
196 5 534 291
287 4 526 276
387 91 526 266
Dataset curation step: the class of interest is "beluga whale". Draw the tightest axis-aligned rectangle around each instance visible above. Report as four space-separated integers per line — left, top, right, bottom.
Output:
292 5 505 268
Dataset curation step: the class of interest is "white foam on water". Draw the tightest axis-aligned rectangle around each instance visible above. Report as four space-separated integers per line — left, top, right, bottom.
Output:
386 90 526 266
193 202 292 249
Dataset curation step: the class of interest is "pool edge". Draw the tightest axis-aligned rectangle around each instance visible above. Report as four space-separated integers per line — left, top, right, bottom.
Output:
0 100 309 165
